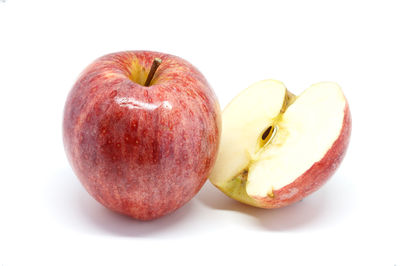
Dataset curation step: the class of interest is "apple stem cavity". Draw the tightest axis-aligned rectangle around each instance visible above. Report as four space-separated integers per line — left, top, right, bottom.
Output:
144 58 162 86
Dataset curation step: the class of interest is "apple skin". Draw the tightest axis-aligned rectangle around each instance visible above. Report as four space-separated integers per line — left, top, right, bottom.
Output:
63 51 221 220
251 103 352 208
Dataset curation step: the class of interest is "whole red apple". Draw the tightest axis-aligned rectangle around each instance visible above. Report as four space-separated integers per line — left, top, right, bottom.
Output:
63 51 221 220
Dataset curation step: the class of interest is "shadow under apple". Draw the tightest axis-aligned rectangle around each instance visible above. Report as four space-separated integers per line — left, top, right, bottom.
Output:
196 177 353 231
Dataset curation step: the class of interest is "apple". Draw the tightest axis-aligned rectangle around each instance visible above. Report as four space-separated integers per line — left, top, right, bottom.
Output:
209 80 351 208
63 51 221 220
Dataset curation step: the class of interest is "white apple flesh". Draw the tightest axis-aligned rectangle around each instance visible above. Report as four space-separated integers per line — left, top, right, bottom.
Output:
209 80 351 208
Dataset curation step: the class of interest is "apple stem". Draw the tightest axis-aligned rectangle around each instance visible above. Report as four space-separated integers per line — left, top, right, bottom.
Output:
144 58 162 86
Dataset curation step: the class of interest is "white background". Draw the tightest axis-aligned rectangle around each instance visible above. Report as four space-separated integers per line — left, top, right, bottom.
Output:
1 0 399 265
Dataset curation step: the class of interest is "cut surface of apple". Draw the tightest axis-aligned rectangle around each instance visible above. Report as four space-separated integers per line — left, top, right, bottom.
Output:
209 80 351 208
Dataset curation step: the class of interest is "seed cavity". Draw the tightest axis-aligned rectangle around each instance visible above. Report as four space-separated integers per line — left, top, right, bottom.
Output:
258 125 277 151
262 126 272 140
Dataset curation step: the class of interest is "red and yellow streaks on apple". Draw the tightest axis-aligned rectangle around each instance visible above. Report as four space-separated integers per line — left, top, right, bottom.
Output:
63 51 221 220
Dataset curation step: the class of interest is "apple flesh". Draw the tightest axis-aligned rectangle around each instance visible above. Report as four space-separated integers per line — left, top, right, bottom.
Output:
209 80 351 208
63 51 221 220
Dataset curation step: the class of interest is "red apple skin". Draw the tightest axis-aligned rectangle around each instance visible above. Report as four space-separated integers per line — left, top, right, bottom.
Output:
63 51 221 220
253 102 351 208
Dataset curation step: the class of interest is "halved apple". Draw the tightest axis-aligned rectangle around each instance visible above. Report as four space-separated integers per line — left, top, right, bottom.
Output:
209 80 351 208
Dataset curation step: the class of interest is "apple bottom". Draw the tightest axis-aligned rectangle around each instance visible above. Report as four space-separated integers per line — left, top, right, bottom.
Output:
78 170 206 220
70 134 215 221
